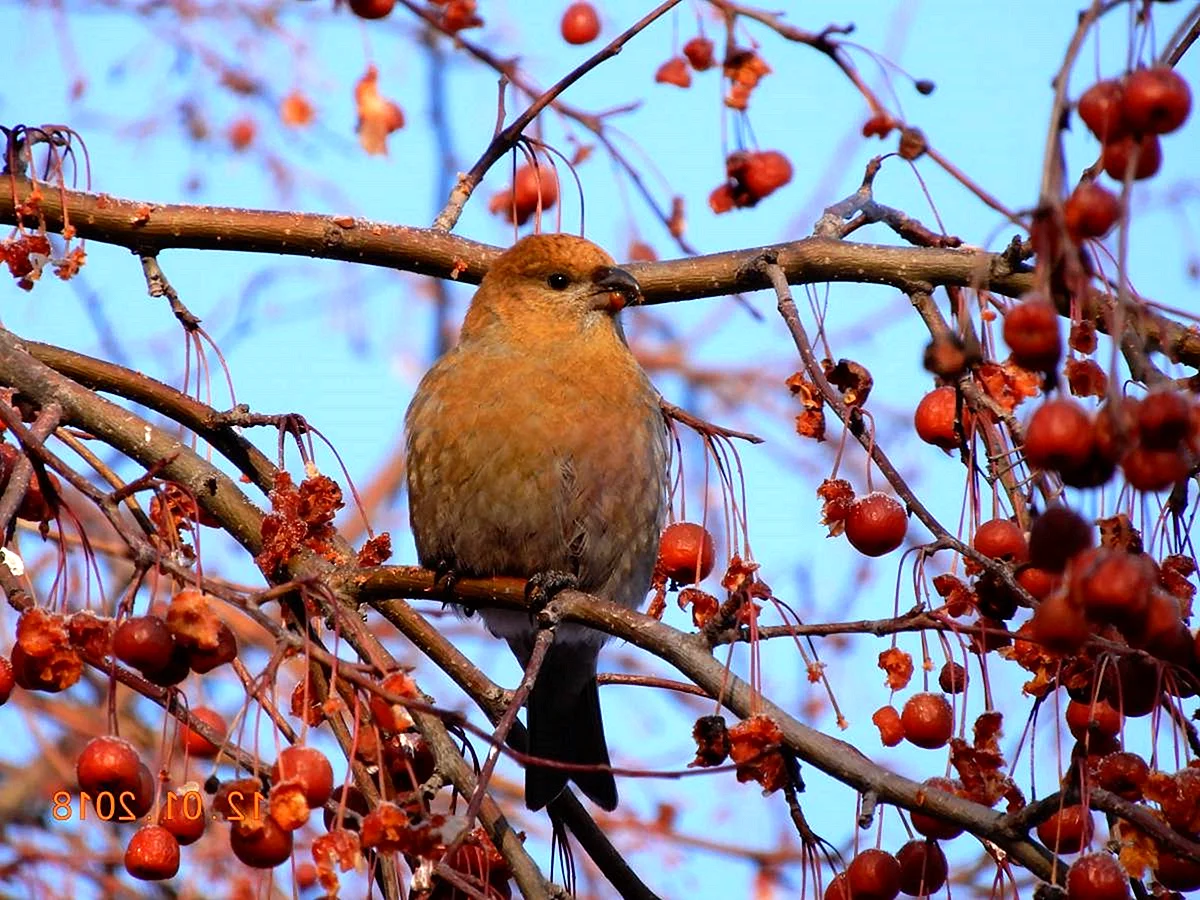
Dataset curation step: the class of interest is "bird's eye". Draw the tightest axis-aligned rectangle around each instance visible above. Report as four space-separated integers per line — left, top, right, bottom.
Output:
547 273 571 290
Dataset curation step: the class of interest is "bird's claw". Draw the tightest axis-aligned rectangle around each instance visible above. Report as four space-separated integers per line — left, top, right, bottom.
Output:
524 570 579 613
434 561 464 611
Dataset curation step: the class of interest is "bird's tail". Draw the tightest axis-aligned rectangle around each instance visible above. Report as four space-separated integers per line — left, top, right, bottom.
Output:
524 645 617 812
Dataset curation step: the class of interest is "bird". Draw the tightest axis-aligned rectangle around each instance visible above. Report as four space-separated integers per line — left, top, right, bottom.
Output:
404 232 668 811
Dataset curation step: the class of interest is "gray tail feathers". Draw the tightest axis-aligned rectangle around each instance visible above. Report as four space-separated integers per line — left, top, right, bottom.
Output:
523 645 617 812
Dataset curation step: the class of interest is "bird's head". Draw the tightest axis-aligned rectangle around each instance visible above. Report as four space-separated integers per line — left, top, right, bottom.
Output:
461 233 643 340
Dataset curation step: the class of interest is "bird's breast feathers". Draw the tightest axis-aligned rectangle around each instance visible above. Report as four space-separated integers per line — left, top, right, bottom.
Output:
405 338 667 596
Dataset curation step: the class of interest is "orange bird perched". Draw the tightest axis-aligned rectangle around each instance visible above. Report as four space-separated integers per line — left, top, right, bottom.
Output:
405 233 669 811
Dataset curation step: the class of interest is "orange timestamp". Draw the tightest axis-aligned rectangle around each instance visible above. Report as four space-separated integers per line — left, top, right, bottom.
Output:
51 788 266 823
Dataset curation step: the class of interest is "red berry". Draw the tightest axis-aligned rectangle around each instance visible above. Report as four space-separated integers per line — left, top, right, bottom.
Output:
0 656 13 705
188 621 238 673
1078 80 1127 141
77 736 143 796
1137 390 1191 449
738 151 793 200
1029 506 1093 573
657 523 716 583
348 0 395 19
560 2 600 45
895 839 948 896
271 746 335 808
181 707 227 759
914 386 969 450
1121 66 1191 135
1030 591 1089 653
1016 566 1060 601
129 762 156 818
159 789 207 845
1066 853 1131 900
140 642 192 687
113 615 175 674
1024 398 1094 472
846 848 901 900
682 36 715 71
824 873 851 900
900 693 954 750
973 518 1028 563
1003 296 1061 371
1066 697 1121 740
1127 590 1191 665
1096 751 1149 801
844 493 907 557
910 777 965 840
1064 182 1120 240
124 825 181 881
1155 847 1200 892
1037 804 1094 854
495 164 559 226
230 815 294 869
1102 132 1162 181
1121 445 1189 492
1072 548 1155 626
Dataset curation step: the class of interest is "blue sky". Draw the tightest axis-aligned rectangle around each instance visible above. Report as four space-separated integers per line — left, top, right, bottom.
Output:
2 1 1199 897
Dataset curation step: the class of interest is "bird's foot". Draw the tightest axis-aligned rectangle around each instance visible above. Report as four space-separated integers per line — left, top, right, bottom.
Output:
433 560 464 612
524 569 579 613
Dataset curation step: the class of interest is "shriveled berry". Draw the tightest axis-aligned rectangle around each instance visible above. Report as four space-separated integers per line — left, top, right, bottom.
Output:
937 661 966 694
655 57 691 88
872 705 904 747
188 621 237 673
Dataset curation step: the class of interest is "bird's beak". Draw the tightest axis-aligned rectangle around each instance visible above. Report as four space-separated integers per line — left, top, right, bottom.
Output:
590 266 642 313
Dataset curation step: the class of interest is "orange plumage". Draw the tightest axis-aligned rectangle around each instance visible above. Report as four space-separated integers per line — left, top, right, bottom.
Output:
405 233 668 810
